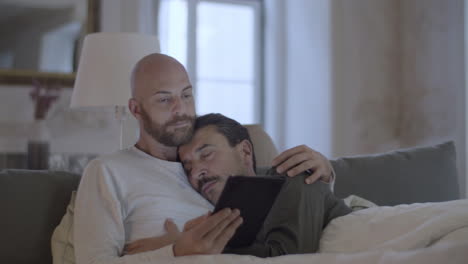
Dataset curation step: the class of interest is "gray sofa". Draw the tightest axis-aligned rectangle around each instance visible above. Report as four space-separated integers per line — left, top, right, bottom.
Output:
0 141 460 264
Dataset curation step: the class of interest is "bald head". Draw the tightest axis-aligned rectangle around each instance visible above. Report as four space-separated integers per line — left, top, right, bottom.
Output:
131 53 190 100
128 53 196 154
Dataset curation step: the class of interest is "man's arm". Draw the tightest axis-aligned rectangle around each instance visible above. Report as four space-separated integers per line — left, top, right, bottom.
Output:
272 145 335 189
74 160 175 264
123 219 180 255
124 210 243 256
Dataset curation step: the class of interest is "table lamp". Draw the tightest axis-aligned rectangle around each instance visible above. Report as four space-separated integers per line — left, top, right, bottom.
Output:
70 32 160 149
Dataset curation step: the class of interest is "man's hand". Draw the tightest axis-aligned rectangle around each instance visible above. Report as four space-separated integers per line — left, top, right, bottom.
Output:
272 145 333 184
123 218 181 255
173 208 243 256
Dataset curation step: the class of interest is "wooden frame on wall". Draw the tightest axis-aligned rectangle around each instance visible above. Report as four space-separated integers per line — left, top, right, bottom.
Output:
0 0 100 87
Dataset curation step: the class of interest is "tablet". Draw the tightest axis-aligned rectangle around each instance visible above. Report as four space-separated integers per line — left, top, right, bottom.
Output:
213 175 286 248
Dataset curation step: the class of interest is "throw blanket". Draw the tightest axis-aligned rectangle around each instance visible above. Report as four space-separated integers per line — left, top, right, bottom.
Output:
168 199 468 264
319 199 468 253
53 199 468 264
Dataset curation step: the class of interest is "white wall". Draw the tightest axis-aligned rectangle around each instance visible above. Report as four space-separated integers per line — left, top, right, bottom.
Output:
332 0 401 157
266 0 466 197
333 0 465 197
400 0 465 197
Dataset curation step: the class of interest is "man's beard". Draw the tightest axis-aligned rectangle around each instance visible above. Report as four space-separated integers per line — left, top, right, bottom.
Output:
140 108 195 147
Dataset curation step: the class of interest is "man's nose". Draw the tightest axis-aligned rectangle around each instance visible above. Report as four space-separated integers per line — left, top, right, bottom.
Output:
194 169 207 180
171 97 184 114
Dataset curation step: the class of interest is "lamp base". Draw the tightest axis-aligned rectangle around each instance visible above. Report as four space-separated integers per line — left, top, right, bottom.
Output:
115 105 127 150
27 140 49 170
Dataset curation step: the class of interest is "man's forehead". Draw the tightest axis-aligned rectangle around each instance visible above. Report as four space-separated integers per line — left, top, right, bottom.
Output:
133 61 191 98
149 85 192 96
180 126 219 153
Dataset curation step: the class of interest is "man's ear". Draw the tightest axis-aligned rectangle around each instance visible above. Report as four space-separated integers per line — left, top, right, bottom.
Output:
237 139 254 168
128 98 142 121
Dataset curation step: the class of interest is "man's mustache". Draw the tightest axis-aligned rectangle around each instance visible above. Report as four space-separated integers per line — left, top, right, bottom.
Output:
164 115 195 127
197 176 220 193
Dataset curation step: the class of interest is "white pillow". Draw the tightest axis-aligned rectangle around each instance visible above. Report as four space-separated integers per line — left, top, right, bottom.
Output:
343 195 377 211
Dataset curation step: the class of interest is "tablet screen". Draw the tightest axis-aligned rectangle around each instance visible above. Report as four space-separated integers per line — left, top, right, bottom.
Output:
214 175 286 248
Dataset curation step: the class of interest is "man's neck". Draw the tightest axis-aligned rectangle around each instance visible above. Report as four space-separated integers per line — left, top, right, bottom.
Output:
135 136 178 162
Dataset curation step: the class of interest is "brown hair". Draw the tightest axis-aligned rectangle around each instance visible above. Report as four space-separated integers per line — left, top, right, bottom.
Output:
194 113 257 172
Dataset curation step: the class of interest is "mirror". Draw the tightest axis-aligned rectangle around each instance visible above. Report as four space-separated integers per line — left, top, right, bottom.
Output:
0 0 99 87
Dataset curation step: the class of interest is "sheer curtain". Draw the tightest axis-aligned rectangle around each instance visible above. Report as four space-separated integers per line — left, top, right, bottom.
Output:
263 0 333 156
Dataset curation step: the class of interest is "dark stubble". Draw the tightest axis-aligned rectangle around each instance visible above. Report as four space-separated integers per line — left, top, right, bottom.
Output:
140 107 195 147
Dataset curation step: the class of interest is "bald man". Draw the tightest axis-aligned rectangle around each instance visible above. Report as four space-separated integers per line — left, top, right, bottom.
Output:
73 54 336 263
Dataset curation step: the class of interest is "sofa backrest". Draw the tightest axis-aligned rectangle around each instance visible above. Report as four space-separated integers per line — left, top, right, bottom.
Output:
332 141 460 205
0 169 80 264
0 132 460 263
245 124 279 167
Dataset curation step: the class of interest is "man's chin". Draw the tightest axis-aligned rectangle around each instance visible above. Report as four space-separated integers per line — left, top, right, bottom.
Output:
170 128 193 144
160 132 191 147
208 197 217 205
208 192 221 205
201 190 217 205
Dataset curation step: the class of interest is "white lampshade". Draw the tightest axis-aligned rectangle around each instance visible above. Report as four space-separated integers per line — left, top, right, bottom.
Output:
71 32 160 108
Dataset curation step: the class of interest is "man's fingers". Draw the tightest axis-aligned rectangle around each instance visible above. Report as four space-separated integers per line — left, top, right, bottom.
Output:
204 209 241 242
124 247 138 255
192 208 233 238
124 242 140 251
212 216 243 251
276 152 312 174
184 212 209 231
272 145 308 167
305 169 323 184
165 219 180 236
285 160 317 177
123 242 141 255
173 209 236 256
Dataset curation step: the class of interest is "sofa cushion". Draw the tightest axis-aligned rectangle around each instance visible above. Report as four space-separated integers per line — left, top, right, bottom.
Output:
0 169 80 264
331 141 459 206
245 125 279 168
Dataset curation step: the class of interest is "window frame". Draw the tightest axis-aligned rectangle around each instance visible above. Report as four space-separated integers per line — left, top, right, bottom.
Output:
169 0 264 124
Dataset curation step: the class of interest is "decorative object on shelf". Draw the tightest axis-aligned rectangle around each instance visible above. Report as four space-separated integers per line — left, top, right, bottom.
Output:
27 81 61 170
30 80 61 120
71 32 160 149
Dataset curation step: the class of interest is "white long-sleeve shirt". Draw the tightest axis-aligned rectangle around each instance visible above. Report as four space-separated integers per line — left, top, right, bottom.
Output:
74 146 213 264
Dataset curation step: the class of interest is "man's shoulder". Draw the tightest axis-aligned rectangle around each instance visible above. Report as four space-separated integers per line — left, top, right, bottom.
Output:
93 148 138 164
82 148 139 174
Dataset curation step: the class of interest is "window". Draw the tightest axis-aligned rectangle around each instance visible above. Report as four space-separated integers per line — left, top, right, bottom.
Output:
159 0 262 124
